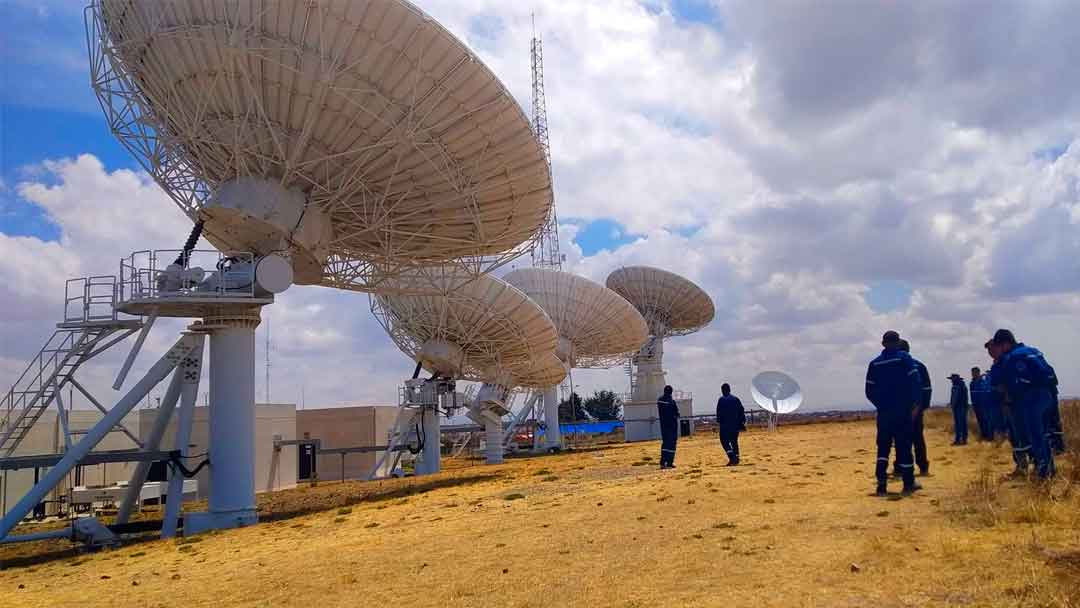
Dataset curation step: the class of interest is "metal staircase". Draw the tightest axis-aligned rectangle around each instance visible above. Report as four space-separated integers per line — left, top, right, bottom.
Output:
0 276 142 457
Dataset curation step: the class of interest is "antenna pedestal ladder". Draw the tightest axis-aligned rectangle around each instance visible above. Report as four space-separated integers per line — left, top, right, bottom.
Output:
370 378 454 479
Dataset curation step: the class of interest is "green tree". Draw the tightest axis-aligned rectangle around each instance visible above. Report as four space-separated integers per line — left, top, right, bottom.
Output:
558 392 586 422
583 390 623 421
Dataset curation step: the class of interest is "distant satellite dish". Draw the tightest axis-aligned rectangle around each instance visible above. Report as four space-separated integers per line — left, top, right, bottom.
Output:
751 371 803 423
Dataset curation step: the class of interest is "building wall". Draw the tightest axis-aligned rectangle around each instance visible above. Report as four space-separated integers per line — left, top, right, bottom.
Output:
1 409 141 516
139 403 298 499
296 406 398 482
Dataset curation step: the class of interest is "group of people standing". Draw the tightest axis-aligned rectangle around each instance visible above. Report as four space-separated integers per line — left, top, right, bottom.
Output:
945 331 1067 475
655 383 747 469
654 327 1066 485
868 328 1066 496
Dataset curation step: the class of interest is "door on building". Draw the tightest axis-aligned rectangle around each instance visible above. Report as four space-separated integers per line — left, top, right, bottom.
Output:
298 443 317 481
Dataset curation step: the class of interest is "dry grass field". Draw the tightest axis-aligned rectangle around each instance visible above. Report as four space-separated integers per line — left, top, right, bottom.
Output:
1 404 1079 608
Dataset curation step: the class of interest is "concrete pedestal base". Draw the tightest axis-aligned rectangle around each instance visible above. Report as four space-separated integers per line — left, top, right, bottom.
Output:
183 509 258 536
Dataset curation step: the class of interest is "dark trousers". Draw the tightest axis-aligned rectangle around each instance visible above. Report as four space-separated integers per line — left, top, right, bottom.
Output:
1021 390 1056 479
952 404 969 444
659 418 678 467
987 401 1008 438
877 413 914 486
912 410 929 472
719 430 740 463
1005 407 1031 470
1044 399 1066 454
973 404 993 441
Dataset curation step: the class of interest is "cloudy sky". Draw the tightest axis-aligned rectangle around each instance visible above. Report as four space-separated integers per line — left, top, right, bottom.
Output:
2 1 1080 414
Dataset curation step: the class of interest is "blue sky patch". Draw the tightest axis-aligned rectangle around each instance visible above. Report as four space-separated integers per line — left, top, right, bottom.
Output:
669 0 723 27
1033 143 1069 163
864 280 913 313
570 218 638 255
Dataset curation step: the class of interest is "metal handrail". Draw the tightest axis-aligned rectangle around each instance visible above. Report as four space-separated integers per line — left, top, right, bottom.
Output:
118 249 257 304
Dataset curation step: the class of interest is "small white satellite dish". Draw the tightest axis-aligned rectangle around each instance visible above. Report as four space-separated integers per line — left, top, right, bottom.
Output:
751 371 803 430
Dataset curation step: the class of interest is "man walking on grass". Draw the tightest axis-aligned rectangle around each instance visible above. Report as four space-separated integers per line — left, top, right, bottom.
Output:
716 383 747 466
657 385 680 469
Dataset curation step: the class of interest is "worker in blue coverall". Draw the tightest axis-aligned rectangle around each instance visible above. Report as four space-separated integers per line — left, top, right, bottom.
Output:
989 329 1059 479
716 383 747 466
865 331 922 496
948 374 969 445
893 340 932 477
657 385 680 469
988 340 1030 475
969 367 994 441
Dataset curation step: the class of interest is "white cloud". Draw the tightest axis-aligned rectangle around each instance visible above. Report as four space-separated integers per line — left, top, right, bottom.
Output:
7 2 1080 414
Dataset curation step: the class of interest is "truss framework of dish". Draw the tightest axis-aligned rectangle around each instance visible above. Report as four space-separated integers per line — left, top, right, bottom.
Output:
605 266 714 338
504 268 647 369
88 0 552 293
371 273 559 383
750 371 803 414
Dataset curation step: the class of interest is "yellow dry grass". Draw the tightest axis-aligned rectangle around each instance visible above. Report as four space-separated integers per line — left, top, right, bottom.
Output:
2 407 1079 608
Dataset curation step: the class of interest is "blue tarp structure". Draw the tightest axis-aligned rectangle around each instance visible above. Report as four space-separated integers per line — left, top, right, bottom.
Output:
536 421 623 436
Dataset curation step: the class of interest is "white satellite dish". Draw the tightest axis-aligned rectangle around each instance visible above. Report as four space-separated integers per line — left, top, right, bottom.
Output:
606 266 714 442
371 273 560 473
88 0 552 293
58 0 554 537
751 371 803 430
504 268 648 450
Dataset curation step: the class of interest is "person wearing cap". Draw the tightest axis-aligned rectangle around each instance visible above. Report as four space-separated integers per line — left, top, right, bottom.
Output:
715 383 747 466
989 329 1059 479
969 367 994 441
865 330 922 496
657 385 680 469
988 339 1031 475
948 373 970 445
894 339 932 476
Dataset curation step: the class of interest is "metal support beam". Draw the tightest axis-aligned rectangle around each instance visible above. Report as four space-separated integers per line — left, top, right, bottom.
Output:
69 377 143 448
54 381 72 452
0 449 177 471
82 327 140 361
162 362 200 539
116 366 184 524
113 310 156 389
0 333 201 539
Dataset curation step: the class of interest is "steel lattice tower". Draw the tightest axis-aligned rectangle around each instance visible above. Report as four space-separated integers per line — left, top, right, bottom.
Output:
530 18 562 270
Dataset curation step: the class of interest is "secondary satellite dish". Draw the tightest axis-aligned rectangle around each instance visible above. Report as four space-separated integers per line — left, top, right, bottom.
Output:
751 371 803 430
371 273 560 474
504 268 648 449
373 274 559 382
88 0 552 292
605 266 715 338
606 266 714 442
504 269 648 369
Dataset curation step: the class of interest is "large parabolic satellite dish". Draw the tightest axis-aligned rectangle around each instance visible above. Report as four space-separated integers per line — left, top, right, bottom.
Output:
605 266 715 338
751 371 803 414
504 268 647 449
606 266 714 442
372 274 559 382
88 0 552 292
372 273 561 472
503 268 648 369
